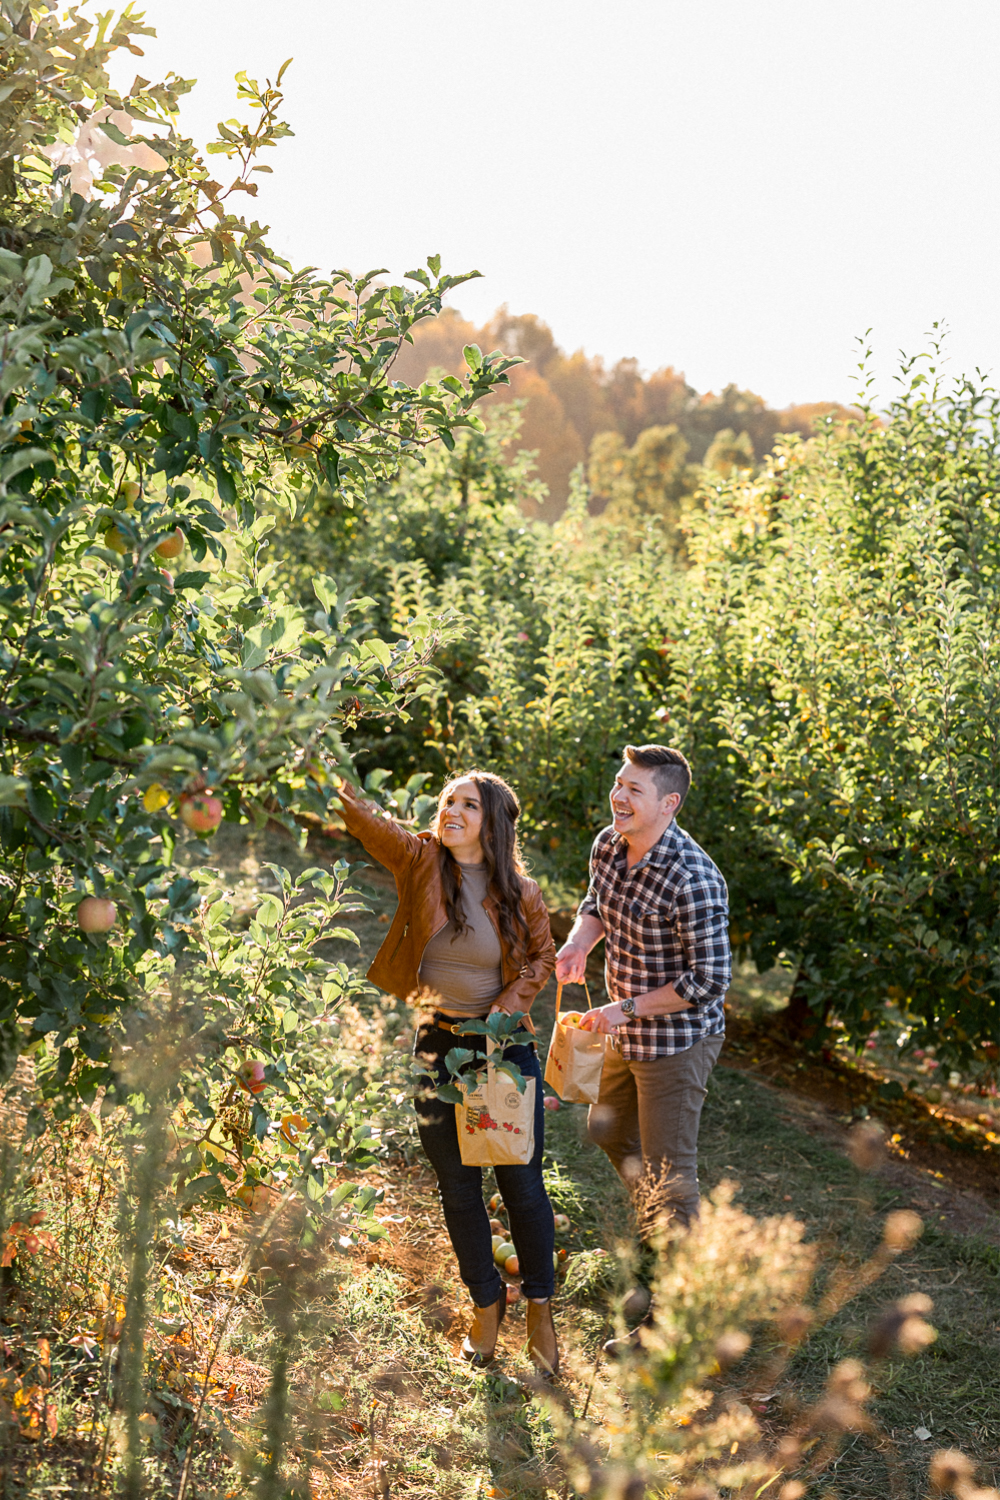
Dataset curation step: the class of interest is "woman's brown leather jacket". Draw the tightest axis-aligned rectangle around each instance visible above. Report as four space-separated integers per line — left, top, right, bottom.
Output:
336 783 556 1026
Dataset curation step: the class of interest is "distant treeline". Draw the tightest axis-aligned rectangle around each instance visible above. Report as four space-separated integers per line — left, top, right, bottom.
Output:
392 307 857 518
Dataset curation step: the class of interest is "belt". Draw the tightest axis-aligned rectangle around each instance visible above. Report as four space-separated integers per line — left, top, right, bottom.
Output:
425 1012 531 1038
426 1012 495 1035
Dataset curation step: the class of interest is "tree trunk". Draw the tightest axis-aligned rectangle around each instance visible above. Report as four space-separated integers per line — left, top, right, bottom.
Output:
780 967 826 1042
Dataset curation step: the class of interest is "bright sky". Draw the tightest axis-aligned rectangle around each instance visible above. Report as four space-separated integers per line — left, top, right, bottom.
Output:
112 1 1000 408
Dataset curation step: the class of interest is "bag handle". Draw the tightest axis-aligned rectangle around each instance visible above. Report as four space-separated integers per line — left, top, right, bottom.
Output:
556 978 593 1016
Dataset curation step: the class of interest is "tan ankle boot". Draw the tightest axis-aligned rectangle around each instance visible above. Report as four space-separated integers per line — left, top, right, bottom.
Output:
461 1292 506 1365
526 1298 559 1378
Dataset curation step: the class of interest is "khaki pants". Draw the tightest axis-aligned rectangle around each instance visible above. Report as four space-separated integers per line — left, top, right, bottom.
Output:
587 1034 724 1240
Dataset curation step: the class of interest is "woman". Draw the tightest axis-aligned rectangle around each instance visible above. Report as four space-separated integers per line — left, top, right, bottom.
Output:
336 770 559 1374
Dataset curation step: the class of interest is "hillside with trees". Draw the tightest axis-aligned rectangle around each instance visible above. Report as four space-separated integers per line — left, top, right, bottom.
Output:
391 305 856 517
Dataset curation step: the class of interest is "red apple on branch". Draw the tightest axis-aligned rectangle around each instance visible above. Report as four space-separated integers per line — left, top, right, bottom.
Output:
179 790 223 835
77 897 117 933
237 1060 267 1096
154 528 184 560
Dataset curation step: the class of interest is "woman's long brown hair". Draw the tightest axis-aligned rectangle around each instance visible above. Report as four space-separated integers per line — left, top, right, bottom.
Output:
435 771 529 962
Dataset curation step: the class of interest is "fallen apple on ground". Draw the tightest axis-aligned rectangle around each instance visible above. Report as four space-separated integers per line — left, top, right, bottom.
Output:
236 1182 276 1213
77 897 117 933
493 1240 515 1268
488 1192 503 1212
489 1218 505 1235
504 1254 520 1277
543 1096 560 1111
553 1212 570 1233
505 1284 520 1305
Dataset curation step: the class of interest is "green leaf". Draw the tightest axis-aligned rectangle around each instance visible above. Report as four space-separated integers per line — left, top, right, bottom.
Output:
256 896 282 928
1 447 52 482
313 574 338 615
328 1182 356 1211
0 776 27 808
99 118 132 146
492 1059 528 1094
181 1174 225 1205
361 637 392 669
172 570 211 592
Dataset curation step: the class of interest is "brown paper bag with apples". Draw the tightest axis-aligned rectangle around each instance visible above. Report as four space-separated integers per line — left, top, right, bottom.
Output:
456 1040 536 1167
544 981 607 1104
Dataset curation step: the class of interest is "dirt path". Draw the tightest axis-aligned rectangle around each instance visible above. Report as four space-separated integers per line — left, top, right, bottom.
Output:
731 1072 998 1243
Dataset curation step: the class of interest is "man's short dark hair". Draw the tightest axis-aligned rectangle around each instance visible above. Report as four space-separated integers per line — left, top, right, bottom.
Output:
624 744 691 806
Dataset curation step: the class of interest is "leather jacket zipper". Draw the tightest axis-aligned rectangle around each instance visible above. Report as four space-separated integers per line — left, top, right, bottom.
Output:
389 921 409 962
416 919 448 971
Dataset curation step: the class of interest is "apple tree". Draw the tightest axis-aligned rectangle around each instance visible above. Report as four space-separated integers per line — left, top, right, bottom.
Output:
673 349 999 1064
0 2 517 1217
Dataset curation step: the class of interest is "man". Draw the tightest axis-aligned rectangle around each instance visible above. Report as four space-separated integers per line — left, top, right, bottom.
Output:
555 744 730 1340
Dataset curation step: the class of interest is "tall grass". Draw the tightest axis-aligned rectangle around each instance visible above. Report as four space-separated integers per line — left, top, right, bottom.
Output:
1 1006 995 1499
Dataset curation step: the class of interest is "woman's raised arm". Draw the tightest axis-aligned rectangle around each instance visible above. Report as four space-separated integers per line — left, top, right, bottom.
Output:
333 779 428 877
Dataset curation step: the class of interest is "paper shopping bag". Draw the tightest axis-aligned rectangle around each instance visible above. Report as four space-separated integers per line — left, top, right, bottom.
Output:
544 981 607 1104
456 1040 536 1167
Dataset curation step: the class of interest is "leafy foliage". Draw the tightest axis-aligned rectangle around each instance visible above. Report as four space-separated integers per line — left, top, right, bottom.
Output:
294 365 999 1062
677 351 999 1061
0 0 518 1198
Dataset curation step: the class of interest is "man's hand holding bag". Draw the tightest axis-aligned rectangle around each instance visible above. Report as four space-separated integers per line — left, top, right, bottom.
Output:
544 981 607 1104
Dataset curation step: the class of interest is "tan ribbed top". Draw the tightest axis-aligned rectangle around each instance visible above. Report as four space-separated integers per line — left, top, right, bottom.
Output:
418 861 503 1016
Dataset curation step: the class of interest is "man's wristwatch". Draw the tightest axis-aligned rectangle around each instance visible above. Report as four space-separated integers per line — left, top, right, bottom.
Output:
620 996 636 1019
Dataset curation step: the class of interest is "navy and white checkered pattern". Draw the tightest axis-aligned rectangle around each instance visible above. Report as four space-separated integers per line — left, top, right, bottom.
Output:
578 822 730 1060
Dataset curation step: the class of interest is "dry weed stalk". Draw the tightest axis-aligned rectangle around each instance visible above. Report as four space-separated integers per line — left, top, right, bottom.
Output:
551 1169 996 1500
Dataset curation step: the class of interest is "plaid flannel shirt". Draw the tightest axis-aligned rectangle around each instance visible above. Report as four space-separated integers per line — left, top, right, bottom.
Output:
578 822 730 1060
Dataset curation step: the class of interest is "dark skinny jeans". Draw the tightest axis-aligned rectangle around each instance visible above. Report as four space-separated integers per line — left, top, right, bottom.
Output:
413 1018 555 1306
